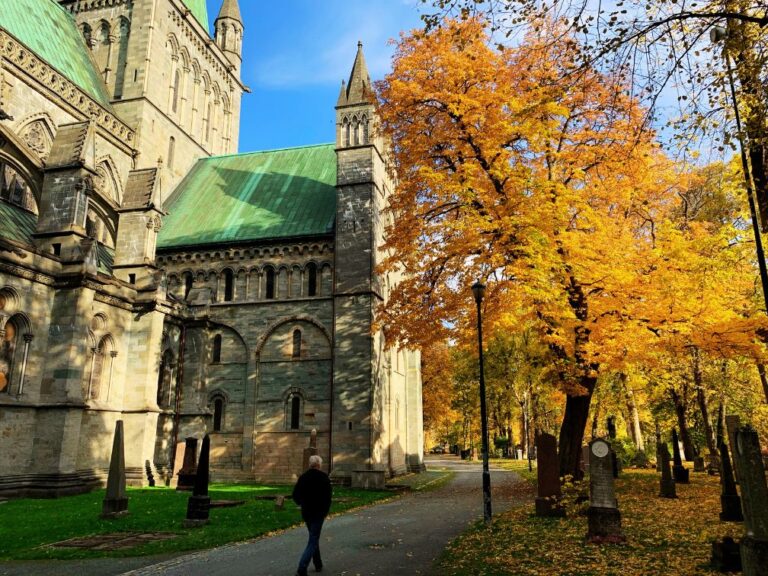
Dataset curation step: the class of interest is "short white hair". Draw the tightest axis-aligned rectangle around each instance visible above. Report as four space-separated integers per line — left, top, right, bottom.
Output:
308 455 323 469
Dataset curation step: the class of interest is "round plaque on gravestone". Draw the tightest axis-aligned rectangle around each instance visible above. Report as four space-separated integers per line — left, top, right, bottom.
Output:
592 440 609 458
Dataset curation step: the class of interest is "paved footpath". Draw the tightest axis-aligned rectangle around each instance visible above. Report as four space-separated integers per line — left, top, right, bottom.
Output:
0 457 528 576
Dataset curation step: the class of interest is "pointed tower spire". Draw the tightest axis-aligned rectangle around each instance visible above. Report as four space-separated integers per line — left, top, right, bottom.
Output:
214 0 244 75
337 80 348 107
345 41 372 104
216 0 241 23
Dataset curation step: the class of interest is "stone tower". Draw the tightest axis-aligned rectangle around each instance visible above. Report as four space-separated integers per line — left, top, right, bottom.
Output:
332 43 394 479
214 0 243 76
57 0 246 194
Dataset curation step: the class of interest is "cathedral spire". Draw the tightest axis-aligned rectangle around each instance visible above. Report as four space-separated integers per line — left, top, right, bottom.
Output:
336 80 348 107
216 0 242 24
344 41 372 105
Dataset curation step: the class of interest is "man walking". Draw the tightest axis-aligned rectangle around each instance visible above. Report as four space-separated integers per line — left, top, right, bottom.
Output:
292 454 332 575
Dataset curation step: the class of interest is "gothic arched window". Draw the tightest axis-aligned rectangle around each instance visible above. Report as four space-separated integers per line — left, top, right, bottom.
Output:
183 272 194 299
168 137 176 170
157 349 174 407
223 269 234 302
171 69 181 113
205 102 213 142
353 117 360 146
363 117 370 144
292 329 301 358
213 396 224 431
290 395 301 430
0 320 17 394
344 119 351 147
212 334 222 363
306 262 318 297
265 267 276 300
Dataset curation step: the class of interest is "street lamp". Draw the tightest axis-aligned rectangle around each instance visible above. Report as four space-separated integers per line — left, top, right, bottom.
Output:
711 25 768 315
471 280 492 525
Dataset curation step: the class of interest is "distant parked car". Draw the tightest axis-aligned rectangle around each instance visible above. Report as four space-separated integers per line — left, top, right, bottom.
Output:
430 445 446 454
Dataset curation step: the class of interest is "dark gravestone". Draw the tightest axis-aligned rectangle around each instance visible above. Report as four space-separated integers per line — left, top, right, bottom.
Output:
726 415 742 483
711 537 743 573
302 429 319 472
176 437 198 491
733 426 768 576
719 440 743 522
694 456 706 473
587 438 624 543
671 429 690 484
658 442 677 499
535 433 564 517
185 434 211 527
102 420 129 518
607 417 617 439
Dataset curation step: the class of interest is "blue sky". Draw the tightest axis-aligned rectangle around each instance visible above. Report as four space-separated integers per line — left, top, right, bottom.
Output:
204 0 425 153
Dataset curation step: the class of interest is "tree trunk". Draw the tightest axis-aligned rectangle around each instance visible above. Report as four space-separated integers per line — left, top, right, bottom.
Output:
558 374 597 480
757 363 768 404
670 387 695 461
590 393 601 440
692 349 718 463
621 373 645 451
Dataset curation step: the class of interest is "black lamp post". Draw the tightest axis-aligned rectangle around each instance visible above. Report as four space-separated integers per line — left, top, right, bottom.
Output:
711 25 768 316
472 280 492 525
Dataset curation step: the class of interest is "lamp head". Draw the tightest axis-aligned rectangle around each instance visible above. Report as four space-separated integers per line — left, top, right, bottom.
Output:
471 281 486 304
710 26 727 43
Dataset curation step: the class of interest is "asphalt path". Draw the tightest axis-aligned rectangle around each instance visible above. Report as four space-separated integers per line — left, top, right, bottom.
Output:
0 457 528 576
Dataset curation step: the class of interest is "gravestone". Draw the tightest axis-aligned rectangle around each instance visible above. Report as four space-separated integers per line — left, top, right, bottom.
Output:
535 433 564 517
694 456 706 473
711 537 743 573
176 437 198 491
726 415 742 483
733 426 768 576
184 434 211 527
302 429 319 472
658 442 676 499
587 438 624 543
671 429 690 484
607 417 617 439
719 440 743 522
275 495 286 510
101 420 129 518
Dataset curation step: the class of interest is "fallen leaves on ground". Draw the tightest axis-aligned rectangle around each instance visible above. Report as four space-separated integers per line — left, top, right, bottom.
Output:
439 469 741 575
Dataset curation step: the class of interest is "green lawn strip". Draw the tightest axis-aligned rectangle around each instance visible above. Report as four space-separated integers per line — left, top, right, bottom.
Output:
436 469 735 576
0 484 391 560
488 458 537 483
386 469 454 492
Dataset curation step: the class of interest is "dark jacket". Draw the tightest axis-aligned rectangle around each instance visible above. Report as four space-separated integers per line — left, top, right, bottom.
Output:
292 467 332 521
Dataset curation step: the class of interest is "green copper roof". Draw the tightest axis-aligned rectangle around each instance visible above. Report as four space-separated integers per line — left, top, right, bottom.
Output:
158 144 338 249
0 0 112 109
0 201 37 246
183 0 210 32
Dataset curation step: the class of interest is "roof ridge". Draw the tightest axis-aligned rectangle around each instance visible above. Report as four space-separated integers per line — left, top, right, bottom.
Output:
205 142 336 160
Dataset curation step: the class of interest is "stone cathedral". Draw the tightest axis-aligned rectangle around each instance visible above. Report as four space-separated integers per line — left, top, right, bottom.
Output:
0 0 424 497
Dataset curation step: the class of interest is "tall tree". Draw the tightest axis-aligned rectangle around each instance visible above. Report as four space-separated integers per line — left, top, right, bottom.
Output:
377 18 679 478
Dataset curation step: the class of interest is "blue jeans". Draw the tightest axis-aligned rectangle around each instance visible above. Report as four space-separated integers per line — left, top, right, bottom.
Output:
298 518 324 572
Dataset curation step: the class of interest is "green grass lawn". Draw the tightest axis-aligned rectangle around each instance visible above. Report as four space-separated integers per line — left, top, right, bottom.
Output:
0 483 393 560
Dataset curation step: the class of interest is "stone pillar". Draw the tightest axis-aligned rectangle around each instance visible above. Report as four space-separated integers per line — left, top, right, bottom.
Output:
185 435 211 527
658 442 676 499
302 429 319 472
102 421 129 518
671 429 690 484
535 433 564 517
176 437 198 491
719 440 743 522
734 426 768 576
587 438 624 543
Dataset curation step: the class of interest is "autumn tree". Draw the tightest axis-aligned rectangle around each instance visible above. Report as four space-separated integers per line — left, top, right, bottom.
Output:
421 1 768 199
377 18 682 478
